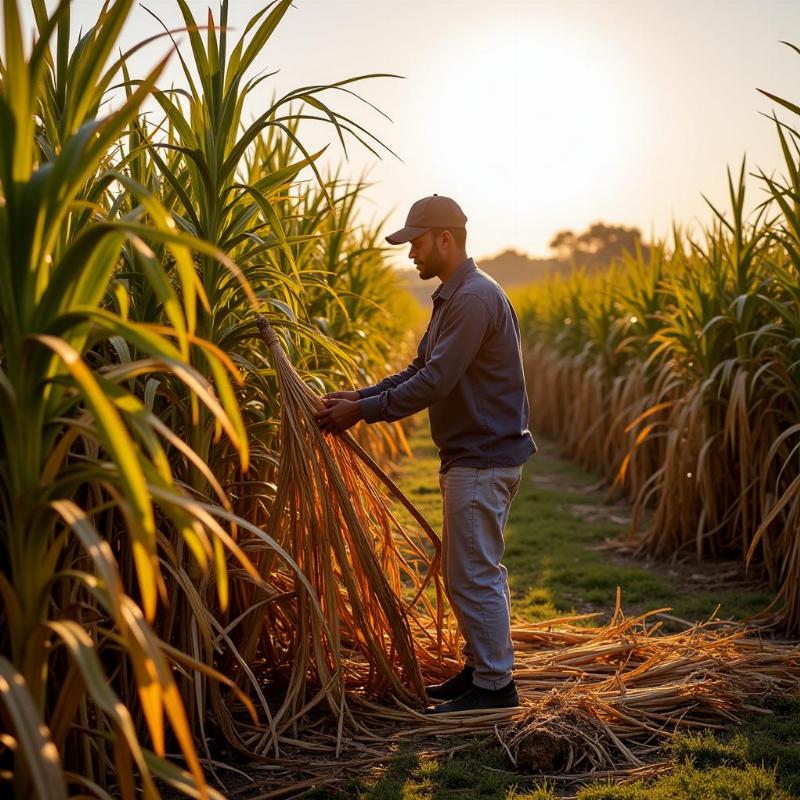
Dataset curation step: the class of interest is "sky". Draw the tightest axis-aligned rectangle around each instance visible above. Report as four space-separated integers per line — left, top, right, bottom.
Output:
19 0 800 266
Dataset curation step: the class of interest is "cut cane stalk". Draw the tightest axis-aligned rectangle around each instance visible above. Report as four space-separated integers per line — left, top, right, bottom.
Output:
255 314 453 726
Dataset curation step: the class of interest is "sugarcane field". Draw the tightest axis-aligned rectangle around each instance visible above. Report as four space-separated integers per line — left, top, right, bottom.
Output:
3 1 800 798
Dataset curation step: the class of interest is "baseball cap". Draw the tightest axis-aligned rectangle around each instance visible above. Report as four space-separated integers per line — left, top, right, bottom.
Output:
385 194 468 244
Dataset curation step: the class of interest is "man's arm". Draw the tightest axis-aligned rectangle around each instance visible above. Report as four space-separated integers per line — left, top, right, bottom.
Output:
316 324 431 434
360 292 492 423
357 325 430 398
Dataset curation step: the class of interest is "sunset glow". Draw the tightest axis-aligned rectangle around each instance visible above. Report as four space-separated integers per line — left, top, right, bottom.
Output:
417 18 645 233
19 0 800 263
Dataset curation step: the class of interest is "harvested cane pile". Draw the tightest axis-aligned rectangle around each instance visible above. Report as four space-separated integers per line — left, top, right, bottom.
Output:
247 317 458 742
241 316 800 795
499 603 800 777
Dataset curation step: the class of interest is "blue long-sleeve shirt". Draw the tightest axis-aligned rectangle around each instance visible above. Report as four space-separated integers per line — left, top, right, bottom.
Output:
359 258 537 473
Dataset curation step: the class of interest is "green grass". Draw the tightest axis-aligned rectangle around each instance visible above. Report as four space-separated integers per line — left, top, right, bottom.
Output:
331 417 799 800
573 765 791 800
309 706 800 800
394 419 772 626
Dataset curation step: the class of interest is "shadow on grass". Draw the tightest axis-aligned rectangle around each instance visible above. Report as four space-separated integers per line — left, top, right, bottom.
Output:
312 740 554 800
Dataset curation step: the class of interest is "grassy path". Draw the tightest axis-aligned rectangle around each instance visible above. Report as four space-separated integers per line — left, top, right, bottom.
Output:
338 419 800 800
393 420 774 627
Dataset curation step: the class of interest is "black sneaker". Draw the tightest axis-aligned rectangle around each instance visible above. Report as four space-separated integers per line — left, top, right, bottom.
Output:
425 665 474 702
424 680 519 714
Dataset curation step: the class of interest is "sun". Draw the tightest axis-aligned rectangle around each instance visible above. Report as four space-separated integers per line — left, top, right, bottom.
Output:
411 15 647 251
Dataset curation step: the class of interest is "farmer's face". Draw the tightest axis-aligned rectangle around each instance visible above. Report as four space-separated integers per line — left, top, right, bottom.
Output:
409 230 445 280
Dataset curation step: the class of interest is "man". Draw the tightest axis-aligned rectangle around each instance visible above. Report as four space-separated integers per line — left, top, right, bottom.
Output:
315 194 536 713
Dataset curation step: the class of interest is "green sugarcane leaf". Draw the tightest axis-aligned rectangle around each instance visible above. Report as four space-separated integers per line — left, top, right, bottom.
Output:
45 620 158 796
223 3 273 91
64 0 134 137
237 0 291 77
118 597 208 794
0 656 68 800
51 500 124 620
3 0 34 182
175 0 213 101
31 334 158 620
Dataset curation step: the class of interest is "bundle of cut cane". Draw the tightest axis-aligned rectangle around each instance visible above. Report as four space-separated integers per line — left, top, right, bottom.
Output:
252 315 455 743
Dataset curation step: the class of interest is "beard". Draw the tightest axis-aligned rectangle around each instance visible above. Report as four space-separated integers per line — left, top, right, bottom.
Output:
417 243 444 280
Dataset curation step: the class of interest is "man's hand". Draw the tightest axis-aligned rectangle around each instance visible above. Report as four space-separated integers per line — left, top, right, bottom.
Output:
322 390 361 403
315 394 363 434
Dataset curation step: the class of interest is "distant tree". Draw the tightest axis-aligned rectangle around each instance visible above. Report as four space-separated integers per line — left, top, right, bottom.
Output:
549 222 648 268
549 230 578 261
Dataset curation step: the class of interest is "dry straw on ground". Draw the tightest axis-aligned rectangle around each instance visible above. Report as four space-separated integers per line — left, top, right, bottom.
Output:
243 317 800 797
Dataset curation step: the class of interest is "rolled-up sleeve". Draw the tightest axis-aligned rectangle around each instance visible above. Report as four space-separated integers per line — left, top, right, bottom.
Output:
361 292 492 423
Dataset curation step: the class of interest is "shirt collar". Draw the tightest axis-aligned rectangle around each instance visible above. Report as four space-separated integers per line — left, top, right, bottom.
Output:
431 257 476 302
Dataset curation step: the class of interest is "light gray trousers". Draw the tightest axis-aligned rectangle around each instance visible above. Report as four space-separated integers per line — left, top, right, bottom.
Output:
439 464 522 690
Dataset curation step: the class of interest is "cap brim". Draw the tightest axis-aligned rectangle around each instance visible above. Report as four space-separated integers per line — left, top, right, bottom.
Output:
384 225 430 245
